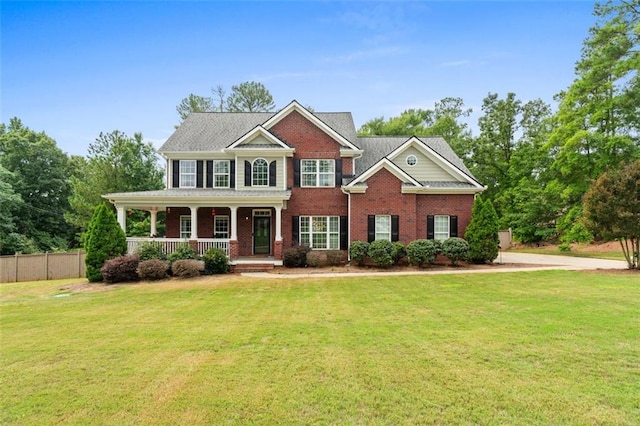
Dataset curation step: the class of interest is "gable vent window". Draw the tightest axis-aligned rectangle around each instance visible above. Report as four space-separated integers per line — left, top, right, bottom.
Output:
406 155 417 166
180 160 196 188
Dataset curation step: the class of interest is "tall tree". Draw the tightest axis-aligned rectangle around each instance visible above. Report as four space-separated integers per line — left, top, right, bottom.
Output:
67 131 164 237
584 160 640 269
0 118 74 251
226 81 276 112
176 93 214 122
547 0 640 228
84 203 127 282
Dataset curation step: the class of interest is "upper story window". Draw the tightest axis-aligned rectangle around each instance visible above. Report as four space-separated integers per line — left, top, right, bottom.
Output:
214 160 230 188
301 159 335 187
180 160 196 188
252 158 268 186
406 155 417 166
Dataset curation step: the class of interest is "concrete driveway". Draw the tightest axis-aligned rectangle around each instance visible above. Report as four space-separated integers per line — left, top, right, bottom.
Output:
499 252 628 270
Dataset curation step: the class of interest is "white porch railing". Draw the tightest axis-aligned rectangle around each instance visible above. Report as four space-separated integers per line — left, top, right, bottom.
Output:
126 238 230 257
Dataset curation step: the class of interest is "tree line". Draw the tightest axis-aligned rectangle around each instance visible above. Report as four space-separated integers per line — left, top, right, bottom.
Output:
1 1 638 264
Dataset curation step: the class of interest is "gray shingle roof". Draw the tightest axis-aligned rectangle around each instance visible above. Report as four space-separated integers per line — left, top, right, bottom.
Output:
356 136 477 182
159 112 358 153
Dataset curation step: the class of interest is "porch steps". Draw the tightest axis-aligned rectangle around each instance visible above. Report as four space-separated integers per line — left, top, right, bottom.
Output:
231 263 275 273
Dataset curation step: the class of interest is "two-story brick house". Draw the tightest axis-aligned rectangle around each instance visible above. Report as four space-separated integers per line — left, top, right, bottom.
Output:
104 101 485 266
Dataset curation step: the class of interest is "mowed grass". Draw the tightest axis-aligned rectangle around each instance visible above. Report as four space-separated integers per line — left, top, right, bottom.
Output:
1 271 638 425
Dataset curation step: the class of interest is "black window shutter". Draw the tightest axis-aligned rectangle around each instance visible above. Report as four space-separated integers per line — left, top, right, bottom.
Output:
196 160 204 188
230 160 235 188
292 216 299 245
391 215 399 242
335 159 343 187
293 158 300 187
244 161 251 187
172 160 180 188
269 161 277 187
450 215 458 237
367 215 375 243
206 161 213 188
427 215 435 239
340 216 348 250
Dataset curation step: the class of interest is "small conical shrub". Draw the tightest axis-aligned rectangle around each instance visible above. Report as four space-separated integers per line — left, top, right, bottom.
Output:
85 203 127 282
465 197 499 264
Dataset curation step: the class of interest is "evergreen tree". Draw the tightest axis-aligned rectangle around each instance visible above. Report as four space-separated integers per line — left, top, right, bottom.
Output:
465 197 500 264
84 203 127 282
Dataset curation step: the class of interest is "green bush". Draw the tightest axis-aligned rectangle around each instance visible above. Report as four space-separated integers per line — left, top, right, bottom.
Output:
101 254 139 284
560 221 594 245
137 242 167 261
137 259 169 280
349 241 369 266
406 239 440 266
84 203 127 282
203 247 229 274
283 245 310 268
465 197 500 264
441 237 469 266
167 243 199 264
393 242 407 264
558 242 572 252
171 259 202 278
367 239 395 268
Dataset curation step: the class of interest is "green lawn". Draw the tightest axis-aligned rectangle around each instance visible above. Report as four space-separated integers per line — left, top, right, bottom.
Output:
1 272 639 425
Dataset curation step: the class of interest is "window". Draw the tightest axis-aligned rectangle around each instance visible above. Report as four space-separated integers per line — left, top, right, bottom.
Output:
299 216 340 249
301 159 334 187
252 158 268 186
213 160 230 188
180 160 196 188
434 215 450 241
180 216 192 239
375 215 391 241
406 155 417 166
213 215 229 239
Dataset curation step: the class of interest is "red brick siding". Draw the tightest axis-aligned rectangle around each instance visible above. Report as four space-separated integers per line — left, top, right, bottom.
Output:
416 194 474 239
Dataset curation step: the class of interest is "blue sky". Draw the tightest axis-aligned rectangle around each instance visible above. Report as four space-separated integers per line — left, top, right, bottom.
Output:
2 1 596 156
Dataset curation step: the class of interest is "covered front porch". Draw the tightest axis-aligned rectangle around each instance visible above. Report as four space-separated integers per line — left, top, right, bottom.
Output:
103 189 292 265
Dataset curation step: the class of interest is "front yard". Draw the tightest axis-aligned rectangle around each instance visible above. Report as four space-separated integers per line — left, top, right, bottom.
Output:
1 271 638 425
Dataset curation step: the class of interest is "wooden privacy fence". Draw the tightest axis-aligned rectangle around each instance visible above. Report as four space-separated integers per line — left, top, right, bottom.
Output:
0 252 86 283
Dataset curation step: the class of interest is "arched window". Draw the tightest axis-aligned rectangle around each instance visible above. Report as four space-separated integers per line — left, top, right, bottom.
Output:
252 158 268 186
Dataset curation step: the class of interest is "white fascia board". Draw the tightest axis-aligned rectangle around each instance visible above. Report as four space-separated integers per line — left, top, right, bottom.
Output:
346 157 421 188
262 101 361 151
390 137 484 189
401 186 486 195
226 125 291 150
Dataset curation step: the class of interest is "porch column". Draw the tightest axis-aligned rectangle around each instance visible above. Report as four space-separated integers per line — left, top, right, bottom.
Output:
229 206 238 240
190 206 198 240
116 206 126 232
275 206 282 241
149 209 158 237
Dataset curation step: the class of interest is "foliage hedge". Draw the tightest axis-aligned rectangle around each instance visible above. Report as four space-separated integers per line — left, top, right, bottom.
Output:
203 247 229 274
85 203 127 282
137 259 169 281
441 237 470 266
101 254 139 284
406 239 440 266
367 240 396 268
167 243 199 264
171 259 203 278
137 242 167 261
349 241 369 266
283 245 311 267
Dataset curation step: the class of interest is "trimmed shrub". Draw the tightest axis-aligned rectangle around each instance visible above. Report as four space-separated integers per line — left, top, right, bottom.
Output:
558 242 572 252
393 242 407 264
406 239 440 266
306 250 328 267
203 247 229 274
326 250 348 266
167 243 199 264
441 237 469 266
283 245 310 268
137 242 167 261
171 259 202 278
85 203 127 282
101 254 140 284
465 197 500 264
367 239 395 268
349 241 369 266
137 259 169 281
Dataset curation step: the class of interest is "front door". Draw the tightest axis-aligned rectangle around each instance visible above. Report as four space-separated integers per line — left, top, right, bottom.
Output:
253 216 271 255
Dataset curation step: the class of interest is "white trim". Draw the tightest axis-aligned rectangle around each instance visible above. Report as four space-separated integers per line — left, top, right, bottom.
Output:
345 158 421 189
225 125 294 152
252 158 269 187
262 101 362 152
